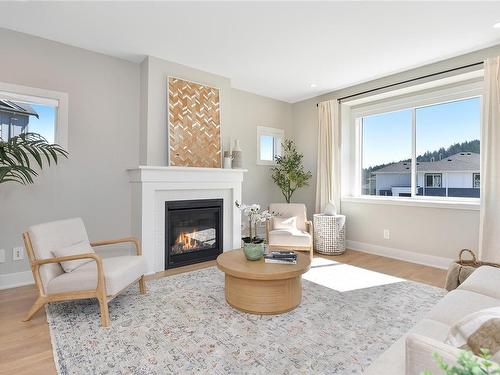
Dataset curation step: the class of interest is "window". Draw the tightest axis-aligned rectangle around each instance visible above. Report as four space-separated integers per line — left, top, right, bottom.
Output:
356 80 481 201
473 173 480 189
425 173 442 188
0 82 68 148
257 126 284 165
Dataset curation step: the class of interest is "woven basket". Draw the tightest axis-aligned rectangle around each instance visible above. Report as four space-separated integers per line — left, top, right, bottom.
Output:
444 249 500 291
313 214 346 255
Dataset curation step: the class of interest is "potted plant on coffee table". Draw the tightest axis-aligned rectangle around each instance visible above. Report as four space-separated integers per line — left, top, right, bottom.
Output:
235 201 276 260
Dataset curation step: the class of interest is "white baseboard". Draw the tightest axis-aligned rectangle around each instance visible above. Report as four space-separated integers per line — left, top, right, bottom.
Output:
346 240 453 270
0 271 34 290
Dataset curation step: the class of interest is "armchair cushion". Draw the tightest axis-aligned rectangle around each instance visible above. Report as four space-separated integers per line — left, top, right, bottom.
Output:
46 255 147 296
268 229 312 248
28 217 90 288
273 216 297 231
269 203 307 231
52 240 95 272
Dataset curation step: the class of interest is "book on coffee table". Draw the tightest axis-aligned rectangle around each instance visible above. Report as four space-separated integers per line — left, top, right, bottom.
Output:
264 251 297 264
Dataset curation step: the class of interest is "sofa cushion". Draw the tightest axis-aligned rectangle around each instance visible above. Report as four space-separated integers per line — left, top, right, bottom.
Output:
47 255 147 296
425 289 500 326
28 217 90 289
52 240 95 272
363 318 451 375
457 266 500 300
268 229 311 247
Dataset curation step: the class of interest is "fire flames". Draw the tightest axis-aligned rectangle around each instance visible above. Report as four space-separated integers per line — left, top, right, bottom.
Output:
175 230 198 250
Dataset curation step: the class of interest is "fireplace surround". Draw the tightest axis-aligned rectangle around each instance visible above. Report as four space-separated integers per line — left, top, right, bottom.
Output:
165 199 223 269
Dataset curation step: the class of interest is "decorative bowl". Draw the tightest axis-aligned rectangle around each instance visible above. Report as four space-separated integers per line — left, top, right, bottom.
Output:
243 242 264 261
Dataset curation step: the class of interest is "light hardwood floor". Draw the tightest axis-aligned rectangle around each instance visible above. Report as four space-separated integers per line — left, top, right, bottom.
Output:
0 250 446 375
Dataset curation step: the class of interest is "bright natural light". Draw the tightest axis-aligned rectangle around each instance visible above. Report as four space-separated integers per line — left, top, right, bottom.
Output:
303 257 404 292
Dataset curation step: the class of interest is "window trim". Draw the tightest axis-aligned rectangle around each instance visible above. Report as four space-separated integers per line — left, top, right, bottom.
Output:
344 76 482 206
0 81 68 150
425 173 443 188
256 126 284 166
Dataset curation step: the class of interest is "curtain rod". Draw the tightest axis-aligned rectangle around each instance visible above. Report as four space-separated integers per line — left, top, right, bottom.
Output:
316 61 484 107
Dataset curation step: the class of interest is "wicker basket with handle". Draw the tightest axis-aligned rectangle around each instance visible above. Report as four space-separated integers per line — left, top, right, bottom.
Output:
444 249 500 291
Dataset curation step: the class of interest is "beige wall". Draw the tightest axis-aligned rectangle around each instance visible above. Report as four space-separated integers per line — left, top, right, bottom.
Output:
0 29 141 276
0 30 293 281
229 88 293 207
292 45 500 260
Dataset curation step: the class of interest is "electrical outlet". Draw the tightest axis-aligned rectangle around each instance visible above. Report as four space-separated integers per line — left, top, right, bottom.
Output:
13 246 24 261
383 229 390 240
0 249 5 263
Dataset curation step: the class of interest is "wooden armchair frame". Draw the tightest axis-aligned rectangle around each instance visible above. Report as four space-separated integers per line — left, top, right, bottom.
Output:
22 234 146 327
266 220 314 258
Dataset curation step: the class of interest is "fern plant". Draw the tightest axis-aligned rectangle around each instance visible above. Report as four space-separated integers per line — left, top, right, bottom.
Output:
421 349 500 375
0 132 68 184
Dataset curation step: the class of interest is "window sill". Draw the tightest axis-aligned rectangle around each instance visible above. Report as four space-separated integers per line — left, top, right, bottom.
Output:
341 196 480 211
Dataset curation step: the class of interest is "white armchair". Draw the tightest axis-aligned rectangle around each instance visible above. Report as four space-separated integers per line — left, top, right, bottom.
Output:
266 203 313 258
22 217 147 327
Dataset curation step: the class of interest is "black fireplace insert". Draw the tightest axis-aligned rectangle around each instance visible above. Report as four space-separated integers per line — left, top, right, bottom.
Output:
165 199 223 269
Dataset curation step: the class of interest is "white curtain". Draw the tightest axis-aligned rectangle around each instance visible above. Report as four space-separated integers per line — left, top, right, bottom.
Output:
315 100 341 213
479 57 500 263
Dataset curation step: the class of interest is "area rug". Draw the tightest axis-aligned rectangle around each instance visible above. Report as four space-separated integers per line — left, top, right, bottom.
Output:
46 264 445 374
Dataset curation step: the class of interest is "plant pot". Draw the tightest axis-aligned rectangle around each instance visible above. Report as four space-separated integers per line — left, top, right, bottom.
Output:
243 242 264 261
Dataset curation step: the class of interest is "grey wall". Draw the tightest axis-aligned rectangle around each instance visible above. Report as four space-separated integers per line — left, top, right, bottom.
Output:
292 44 500 260
0 29 293 281
0 29 141 276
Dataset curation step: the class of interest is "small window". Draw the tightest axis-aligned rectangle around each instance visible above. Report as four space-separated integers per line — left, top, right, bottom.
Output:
473 173 480 189
0 82 68 148
257 126 284 165
425 173 442 188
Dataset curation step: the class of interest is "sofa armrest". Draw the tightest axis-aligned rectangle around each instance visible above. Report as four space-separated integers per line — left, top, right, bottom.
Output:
91 236 142 256
405 333 493 375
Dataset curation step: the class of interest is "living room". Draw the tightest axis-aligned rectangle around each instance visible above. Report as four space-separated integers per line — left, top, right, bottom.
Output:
1 2 500 374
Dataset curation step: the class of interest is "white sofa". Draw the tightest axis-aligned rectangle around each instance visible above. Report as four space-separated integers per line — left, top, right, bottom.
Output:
364 266 500 374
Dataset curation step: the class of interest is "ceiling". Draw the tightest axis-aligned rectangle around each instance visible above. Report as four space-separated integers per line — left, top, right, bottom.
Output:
1 1 500 103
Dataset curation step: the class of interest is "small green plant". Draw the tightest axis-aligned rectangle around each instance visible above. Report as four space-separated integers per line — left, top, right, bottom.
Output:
271 139 312 203
421 349 500 375
0 132 68 184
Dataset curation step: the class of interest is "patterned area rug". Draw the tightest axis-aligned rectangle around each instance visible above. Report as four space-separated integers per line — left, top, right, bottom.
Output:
46 264 445 374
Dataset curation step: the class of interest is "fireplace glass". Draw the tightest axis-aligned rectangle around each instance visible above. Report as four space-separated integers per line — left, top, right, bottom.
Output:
165 199 223 269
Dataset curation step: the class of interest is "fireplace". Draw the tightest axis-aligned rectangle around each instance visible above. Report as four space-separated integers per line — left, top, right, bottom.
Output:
165 199 223 269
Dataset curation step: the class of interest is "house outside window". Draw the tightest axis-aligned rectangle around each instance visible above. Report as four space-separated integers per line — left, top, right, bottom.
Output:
350 76 482 202
425 173 442 188
473 173 480 189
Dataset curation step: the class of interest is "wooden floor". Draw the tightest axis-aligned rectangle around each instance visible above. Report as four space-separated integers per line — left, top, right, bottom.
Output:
0 250 446 375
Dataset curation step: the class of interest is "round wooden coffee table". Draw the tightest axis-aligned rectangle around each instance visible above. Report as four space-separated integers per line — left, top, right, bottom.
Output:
216 249 311 314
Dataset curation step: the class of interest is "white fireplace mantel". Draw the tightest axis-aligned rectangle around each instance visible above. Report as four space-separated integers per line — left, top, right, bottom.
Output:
128 166 247 274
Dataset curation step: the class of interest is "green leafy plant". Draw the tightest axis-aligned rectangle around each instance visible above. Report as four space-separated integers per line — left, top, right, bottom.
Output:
421 349 500 375
0 132 68 184
271 139 312 203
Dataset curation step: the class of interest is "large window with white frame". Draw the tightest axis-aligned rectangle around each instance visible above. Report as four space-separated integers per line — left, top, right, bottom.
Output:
355 80 482 201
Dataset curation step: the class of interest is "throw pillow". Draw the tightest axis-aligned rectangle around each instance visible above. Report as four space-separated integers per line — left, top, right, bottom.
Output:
446 307 500 362
52 240 95 272
273 216 297 230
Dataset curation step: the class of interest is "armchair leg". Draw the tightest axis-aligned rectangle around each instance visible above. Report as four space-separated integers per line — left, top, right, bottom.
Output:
97 293 110 327
139 276 146 294
23 296 47 322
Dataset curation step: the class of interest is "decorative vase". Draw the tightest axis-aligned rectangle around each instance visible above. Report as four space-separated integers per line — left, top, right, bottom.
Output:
324 201 337 216
243 242 264 261
232 139 243 169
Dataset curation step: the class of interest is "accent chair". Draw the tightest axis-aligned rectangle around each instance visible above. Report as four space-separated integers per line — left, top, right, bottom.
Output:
22 217 147 327
267 203 313 258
